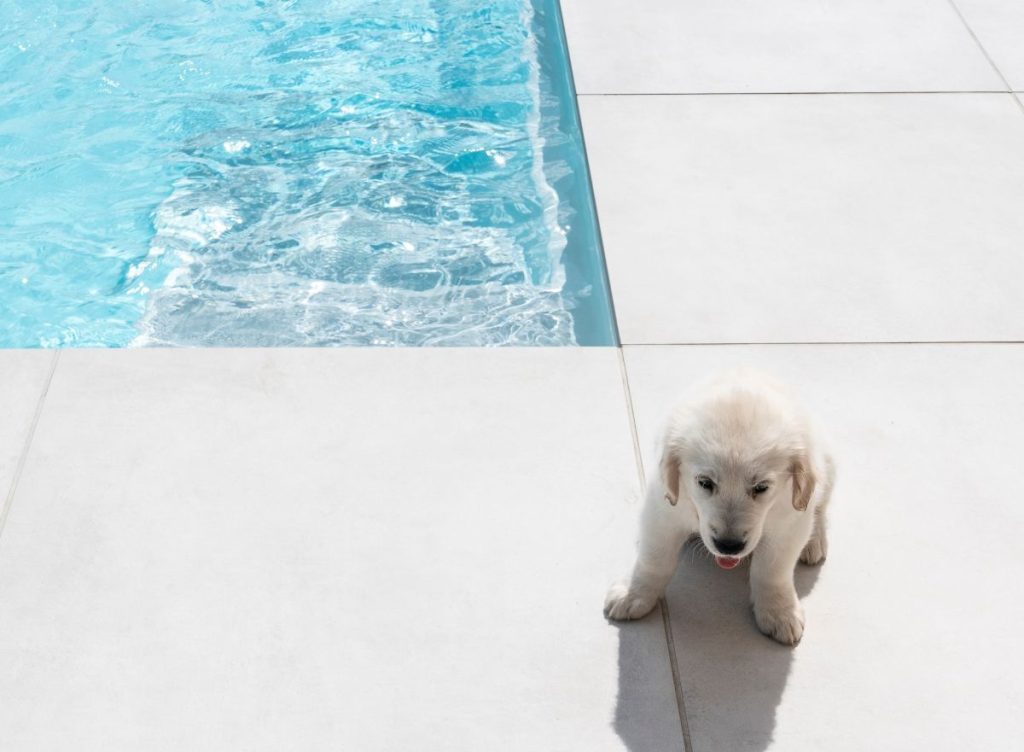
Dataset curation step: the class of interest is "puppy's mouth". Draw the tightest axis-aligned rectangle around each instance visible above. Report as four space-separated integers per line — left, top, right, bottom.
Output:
714 555 743 570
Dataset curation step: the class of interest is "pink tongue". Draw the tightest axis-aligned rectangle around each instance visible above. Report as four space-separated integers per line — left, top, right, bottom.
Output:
715 556 741 570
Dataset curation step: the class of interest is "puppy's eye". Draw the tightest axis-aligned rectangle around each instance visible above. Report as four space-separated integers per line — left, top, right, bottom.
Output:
752 482 770 496
696 476 716 493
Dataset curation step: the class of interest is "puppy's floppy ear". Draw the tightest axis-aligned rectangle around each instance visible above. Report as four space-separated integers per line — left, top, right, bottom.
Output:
789 452 816 511
660 443 683 506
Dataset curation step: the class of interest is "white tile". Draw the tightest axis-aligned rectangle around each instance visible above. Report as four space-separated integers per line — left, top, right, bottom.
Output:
560 0 1003 93
622 343 1024 750
0 351 54 504
0 348 683 752
956 0 1024 90
580 94 1024 344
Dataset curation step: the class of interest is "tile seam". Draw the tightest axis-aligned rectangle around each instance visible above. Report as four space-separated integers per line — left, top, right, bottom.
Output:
944 0 1019 105
617 347 692 752
0 350 60 544
1013 92 1024 117
620 340 1024 347
616 348 646 489
577 90 1008 97
660 596 694 752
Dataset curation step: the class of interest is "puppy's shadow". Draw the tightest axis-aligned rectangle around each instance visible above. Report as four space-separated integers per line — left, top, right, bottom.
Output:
614 540 822 752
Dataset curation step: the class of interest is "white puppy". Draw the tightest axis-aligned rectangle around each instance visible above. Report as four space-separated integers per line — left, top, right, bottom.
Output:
605 371 835 645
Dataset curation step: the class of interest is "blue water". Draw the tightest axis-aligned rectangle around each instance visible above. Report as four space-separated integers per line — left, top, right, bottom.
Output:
0 0 614 347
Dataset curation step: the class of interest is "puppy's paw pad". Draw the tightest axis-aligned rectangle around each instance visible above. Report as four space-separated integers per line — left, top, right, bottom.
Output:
754 603 805 645
800 536 827 565
604 582 657 621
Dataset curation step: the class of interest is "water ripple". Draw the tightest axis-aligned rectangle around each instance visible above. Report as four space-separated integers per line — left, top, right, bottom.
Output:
0 0 585 347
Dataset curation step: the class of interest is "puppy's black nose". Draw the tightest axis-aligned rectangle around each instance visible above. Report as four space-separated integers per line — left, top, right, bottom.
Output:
713 537 745 555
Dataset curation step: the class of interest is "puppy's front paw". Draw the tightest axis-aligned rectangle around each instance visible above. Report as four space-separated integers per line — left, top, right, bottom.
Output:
800 534 828 565
604 582 657 621
754 601 805 645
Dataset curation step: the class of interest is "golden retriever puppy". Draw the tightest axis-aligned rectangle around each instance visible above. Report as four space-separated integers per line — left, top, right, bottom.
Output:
605 371 835 645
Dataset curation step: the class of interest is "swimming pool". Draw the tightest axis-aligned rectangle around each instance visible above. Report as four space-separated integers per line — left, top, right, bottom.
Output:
0 0 615 347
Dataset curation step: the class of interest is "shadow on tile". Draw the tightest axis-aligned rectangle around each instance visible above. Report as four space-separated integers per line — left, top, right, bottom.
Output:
664 540 822 752
610 603 687 752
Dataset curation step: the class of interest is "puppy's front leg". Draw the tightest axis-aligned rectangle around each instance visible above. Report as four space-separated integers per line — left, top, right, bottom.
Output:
605 485 693 621
750 529 809 645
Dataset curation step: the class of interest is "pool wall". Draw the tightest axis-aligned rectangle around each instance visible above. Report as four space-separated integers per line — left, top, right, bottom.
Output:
535 0 618 346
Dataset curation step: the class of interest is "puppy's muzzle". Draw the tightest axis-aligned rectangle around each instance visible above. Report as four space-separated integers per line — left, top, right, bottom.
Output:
712 537 745 556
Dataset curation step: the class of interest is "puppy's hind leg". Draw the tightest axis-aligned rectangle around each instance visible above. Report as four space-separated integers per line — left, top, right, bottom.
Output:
800 453 835 566
605 486 692 621
800 505 828 565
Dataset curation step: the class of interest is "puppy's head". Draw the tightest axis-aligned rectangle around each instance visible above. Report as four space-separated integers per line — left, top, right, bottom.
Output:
661 377 816 566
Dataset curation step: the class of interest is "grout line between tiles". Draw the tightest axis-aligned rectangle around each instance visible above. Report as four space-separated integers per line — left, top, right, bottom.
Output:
1013 92 1024 117
616 348 646 489
660 596 694 752
617 347 692 752
0 351 60 545
944 0 1021 113
577 90 1007 97
620 339 1024 347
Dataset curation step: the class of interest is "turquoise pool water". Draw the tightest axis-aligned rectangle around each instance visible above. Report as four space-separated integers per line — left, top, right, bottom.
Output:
0 0 615 347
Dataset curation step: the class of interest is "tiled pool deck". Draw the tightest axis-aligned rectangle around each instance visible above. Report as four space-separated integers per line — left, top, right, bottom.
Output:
2 2 1024 749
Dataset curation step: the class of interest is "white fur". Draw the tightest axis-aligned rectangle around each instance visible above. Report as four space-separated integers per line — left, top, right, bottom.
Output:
605 371 835 645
